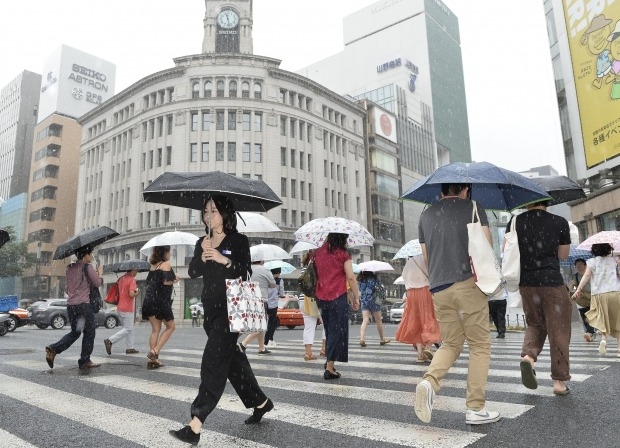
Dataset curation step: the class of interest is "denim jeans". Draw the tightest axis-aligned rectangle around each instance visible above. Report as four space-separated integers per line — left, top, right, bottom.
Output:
49 302 96 367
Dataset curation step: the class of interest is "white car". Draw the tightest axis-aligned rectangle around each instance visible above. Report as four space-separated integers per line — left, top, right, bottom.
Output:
389 302 405 323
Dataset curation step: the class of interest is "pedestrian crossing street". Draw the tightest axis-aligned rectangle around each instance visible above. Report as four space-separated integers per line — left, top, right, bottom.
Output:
0 336 614 448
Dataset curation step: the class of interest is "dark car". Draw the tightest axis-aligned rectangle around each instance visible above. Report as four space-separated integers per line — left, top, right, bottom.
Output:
6 308 30 332
28 299 120 330
0 314 10 336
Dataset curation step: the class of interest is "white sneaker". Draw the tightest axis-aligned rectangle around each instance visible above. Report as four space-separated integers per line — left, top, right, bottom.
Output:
269 341 276 348
465 407 501 425
414 379 435 423
599 339 607 355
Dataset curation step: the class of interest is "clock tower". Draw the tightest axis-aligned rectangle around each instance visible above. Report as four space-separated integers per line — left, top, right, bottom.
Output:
202 0 253 54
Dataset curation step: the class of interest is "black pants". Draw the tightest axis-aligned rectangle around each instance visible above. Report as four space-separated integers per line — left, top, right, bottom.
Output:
264 307 278 344
488 299 507 336
190 316 267 423
49 303 96 367
578 306 597 334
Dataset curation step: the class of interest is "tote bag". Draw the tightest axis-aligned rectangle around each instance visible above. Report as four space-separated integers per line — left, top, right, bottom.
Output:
502 215 521 292
226 277 268 333
467 201 505 296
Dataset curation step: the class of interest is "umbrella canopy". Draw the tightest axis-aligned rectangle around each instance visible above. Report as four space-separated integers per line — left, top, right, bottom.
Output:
106 259 151 273
237 212 280 233
351 263 361 274
393 276 405 285
250 244 292 262
189 303 203 312
143 171 282 212
576 231 620 250
530 176 586 205
294 217 375 248
392 239 423 259
559 245 594 268
0 229 10 249
357 260 394 272
401 161 552 211
53 226 119 260
264 260 296 275
139 230 199 256
289 241 317 255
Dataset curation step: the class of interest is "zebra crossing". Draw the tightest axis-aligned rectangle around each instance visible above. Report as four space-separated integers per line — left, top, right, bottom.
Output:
0 333 612 448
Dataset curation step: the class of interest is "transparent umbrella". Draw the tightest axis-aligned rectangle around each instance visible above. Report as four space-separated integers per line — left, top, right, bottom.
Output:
250 244 292 262
264 260 296 275
237 212 280 233
139 230 199 256
357 260 394 272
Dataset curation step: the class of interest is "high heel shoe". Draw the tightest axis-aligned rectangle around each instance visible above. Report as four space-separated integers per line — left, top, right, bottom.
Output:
169 425 200 445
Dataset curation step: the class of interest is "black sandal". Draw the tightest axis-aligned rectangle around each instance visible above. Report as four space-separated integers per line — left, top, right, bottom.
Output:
520 359 538 390
323 369 341 380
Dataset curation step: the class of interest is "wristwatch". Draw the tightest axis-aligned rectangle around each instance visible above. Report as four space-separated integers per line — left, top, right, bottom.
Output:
225 259 232 268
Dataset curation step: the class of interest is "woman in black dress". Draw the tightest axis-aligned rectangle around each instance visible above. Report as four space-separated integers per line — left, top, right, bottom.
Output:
169 195 273 445
141 245 178 369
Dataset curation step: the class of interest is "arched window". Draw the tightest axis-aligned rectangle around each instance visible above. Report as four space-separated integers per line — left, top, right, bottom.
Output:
204 81 212 98
216 80 225 97
192 81 200 99
254 82 262 99
242 81 250 98
229 80 237 97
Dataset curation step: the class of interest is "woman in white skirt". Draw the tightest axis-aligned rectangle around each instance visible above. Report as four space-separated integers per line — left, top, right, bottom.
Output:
300 250 326 360
572 243 620 356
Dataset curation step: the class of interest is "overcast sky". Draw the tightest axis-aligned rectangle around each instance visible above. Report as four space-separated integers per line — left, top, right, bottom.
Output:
0 0 566 175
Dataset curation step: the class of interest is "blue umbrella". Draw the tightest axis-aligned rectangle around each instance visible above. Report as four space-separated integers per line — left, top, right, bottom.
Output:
264 260 296 275
559 245 593 267
401 162 552 211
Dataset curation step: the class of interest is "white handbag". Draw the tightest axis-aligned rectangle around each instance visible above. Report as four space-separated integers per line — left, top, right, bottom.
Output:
226 277 268 333
467 201 505 296
502 215 521 292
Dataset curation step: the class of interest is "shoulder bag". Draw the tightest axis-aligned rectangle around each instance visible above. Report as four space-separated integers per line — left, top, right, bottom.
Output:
105 281 119 305
298 255 318 297
226 275 268 333
502 215 521 292
467 201 505 296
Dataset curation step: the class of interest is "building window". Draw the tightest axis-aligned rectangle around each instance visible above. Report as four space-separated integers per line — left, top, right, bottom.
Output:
254 82 262 99
216 142 224 161
281 178 287 197
229 80 237 97
300 211 305 225
325 188 329 205
290 149 296 168
167 114 173 135
280 116 286 136
290 119 296 138
254 113 262 132
191 112 199 131
216 110 225 130
190 143 198 162
35 144 61 161
309 183 313 202
355 170 359 187
157 148 162 167
228 110 236 130
216 80 225 97
343 167 347 183
228 142 236 161
281 147 286 166
308 154 312 171
166 146 172 165
344 193 348 211
242 111 251 131
202 111 211 131
192 81 200 98
204 81 212 97
32 165 59 181
281 209 287 226
202 143 209 161
291 179 296 198
324 160 328 177
300 181 305 200
29 207 56 223
157 117 163 137
149 151 153 169
31 186 57 202
254 144 262 163
242 81 250 98
291 210 297 227
299 151 304 170
242 143 250 162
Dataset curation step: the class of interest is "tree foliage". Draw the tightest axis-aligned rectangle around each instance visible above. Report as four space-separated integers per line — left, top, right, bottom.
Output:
0 227 37 278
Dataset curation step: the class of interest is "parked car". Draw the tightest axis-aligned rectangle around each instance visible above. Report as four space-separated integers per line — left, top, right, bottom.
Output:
389 301 405 323
6 308 30 332
0 314 10 336
277 297 304 329
28 299 121 329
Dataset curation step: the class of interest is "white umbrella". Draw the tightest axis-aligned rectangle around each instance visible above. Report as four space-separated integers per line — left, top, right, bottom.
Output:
393 239 423 259
250 244 292 262
189 303 203 312
393 276 405 285
352 263 361 274
357 260 394 272
294 217 374 248
289 241 317 255
576 231 620 250
140 230 199 256
237 212 280 233
264 260 296 275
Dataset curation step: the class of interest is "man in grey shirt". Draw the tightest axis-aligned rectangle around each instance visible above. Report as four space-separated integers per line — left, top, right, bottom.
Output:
414 183 500 426
240 261 276 355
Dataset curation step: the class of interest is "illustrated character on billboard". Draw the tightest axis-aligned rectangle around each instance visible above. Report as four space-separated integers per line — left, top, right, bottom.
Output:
607 21 620 100
581 14 614 89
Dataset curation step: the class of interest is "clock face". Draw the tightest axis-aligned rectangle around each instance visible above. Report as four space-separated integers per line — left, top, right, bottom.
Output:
217 9 239 29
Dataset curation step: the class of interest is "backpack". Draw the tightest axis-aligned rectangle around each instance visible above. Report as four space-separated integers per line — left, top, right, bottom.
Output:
298 257 318 298
105 282 119 305
374 281 386 305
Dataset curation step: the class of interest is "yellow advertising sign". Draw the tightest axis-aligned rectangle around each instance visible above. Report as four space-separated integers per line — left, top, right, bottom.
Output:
563 0 620 168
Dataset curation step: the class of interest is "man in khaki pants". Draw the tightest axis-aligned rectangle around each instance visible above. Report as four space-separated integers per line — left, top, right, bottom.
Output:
415 183 500 425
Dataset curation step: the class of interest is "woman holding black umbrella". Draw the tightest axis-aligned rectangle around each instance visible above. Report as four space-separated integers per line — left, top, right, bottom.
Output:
169 195 273 445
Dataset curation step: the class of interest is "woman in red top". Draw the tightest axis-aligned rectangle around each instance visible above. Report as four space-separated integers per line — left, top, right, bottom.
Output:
313 233 360 379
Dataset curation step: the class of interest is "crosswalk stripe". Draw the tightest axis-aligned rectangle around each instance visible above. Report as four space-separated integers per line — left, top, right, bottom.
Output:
82 374 485 448
0 429 38 448
0 373 274 448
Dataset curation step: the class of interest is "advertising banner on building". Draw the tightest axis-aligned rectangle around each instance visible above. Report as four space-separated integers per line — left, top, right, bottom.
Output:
563 1 620 168
372 107 398 143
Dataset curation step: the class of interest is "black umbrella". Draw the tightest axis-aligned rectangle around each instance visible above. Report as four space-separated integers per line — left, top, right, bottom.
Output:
53 226 120 260
143 171 282 212
530 175 586 205
0 229 9 249
105 259 150 273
